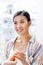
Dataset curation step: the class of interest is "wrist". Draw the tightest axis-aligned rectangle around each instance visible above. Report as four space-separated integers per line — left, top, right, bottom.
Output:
21 60 29 65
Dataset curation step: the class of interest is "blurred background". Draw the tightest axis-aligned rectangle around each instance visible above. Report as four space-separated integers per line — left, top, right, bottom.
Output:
0 0 43 64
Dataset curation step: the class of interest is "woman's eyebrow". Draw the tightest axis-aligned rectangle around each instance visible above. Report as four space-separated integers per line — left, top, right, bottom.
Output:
14 21 17 22
20 19 25 21
14 18 25 23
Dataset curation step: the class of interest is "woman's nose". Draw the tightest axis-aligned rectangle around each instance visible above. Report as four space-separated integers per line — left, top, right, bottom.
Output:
16 24 21 28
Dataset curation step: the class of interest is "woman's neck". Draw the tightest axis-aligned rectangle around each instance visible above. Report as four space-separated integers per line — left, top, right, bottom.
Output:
19 32 32 42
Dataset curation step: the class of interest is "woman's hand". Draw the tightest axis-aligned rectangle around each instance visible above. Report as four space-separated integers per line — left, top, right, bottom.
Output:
14 52 26 62
14 52 29 65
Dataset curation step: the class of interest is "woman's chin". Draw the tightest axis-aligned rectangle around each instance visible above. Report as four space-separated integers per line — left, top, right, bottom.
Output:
17 32 23 35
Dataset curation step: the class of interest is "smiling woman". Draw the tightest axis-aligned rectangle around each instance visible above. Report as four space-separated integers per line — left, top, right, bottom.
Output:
13 11 31 35
2 10 43 65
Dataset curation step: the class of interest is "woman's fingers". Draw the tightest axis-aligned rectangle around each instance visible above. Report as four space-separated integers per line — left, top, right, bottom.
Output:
14 52 26 57
14 52 26 61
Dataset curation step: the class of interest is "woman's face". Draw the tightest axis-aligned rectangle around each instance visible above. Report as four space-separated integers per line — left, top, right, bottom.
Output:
13 15 31 35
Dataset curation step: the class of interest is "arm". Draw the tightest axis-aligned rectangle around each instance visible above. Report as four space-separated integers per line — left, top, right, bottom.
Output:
19 42 39 65
27 41 39 64
4 40 14 59
3 41 17 65
21 60 29 65
31 41 39 56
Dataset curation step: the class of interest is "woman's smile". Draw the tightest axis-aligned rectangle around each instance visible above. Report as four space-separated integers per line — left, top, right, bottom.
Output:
16 28 23 33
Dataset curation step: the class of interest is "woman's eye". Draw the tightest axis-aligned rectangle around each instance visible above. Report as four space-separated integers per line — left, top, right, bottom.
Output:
14 22 17 24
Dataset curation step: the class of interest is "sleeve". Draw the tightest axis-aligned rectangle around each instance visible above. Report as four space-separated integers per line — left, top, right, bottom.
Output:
4 40 14 60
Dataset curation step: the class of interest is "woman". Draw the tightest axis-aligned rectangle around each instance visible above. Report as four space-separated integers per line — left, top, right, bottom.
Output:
3 11 43 65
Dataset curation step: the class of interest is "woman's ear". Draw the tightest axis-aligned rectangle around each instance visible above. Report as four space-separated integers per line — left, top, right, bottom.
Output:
28 21 31 26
